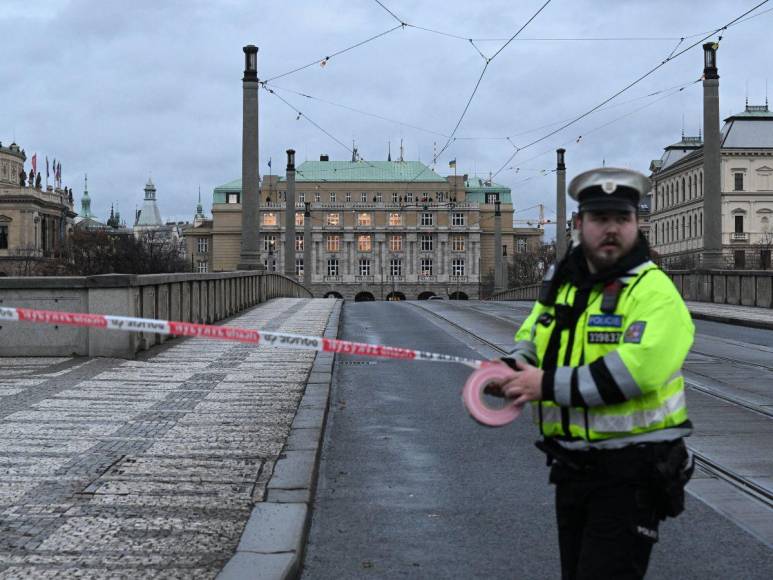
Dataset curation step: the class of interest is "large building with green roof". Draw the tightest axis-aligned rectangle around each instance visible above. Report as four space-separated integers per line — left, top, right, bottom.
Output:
187 157 543 299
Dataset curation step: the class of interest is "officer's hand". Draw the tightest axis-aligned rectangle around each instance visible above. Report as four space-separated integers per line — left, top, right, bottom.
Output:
500 359 544 406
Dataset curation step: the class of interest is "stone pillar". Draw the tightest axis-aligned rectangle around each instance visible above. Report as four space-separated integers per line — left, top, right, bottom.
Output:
284 149 297 277
702 43 722 268
494 200 504 293
556 148 567 260
238 45 262 270
303 202 312 288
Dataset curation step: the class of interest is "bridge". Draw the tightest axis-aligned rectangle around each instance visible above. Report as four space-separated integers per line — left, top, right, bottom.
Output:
0 292 771 578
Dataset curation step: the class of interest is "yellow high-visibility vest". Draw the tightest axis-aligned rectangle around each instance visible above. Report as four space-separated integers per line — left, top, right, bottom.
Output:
515 261 694 449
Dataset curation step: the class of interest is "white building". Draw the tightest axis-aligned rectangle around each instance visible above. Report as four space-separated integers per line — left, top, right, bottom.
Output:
650 103 773 270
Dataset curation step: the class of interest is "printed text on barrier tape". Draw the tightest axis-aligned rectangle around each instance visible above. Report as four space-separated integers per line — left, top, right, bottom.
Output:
0 305 520 426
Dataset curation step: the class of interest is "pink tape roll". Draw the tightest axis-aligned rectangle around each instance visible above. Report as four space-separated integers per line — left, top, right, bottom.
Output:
462 363 523 427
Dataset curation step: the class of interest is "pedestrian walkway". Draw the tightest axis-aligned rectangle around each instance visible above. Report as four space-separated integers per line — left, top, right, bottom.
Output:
0 298 338 579
686 301 773 330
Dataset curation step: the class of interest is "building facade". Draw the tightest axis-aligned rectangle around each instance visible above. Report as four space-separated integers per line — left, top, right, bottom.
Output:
0 142 76 275
649 104 773 270
187 158 542 299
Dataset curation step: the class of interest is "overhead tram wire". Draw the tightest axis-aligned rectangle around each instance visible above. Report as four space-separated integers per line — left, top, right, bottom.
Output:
372 0 405 25
263 24 404 84
492 0 771 178
505 80 701 180
435 0 553 160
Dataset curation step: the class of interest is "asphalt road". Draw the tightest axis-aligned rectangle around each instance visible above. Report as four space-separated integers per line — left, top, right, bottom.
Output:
301 301 773 579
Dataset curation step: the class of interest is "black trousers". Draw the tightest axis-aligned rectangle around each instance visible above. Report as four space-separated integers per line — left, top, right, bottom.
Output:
550 452 662 580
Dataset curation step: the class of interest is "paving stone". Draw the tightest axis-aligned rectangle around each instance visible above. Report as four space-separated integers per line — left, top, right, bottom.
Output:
0 297 336 577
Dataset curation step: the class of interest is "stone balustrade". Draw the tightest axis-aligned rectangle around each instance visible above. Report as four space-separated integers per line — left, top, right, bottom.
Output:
487 270 773 309
0 271 312 358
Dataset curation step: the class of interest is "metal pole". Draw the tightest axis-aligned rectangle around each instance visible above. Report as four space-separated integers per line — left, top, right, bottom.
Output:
238 45 262 270
556 148 567 260
284 149 296 277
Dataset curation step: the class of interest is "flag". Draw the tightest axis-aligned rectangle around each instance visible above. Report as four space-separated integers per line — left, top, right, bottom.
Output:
448 159 456 168
46 156 49 178
268 157 272 169
32 154 37 176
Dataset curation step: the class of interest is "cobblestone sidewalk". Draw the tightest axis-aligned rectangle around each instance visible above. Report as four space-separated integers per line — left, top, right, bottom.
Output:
0 298 336 579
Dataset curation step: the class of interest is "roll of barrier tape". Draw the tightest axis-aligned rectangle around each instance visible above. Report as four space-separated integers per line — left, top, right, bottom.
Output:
462 363 523 427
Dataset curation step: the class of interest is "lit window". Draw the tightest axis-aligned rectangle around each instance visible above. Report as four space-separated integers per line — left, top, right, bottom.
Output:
389 212 402 226
327 212 340 226
452 258 465 276
452 235 465 252
326 235 341 252
420 234 433 252
299 192 305 203
346 192 351 202
421 212 433 226
361 192 367 202
358 212 372 226
487 193 498 204
421 258 433 275
197 261 208 273
406 192 413 203
263 234 277 252
359 258 371 276
295 234 304 251
392 192 399 203
315 191 321 202
376 192 383 202
330 192 336 203
358 235 372 252
390 258 402 276
263 212 277 226
295 257 304 276
452 212 465 226
227 193 240 204
197 238 209 253
295 212 304 226
389 235 403 252
327 258 339 276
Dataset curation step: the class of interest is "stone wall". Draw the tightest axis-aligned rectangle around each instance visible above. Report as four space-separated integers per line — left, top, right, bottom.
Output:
0 271 311 358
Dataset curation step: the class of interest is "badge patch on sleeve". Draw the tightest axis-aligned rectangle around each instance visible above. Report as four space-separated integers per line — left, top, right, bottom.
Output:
588 314 623 327
623 321 647 343
587 331 622 344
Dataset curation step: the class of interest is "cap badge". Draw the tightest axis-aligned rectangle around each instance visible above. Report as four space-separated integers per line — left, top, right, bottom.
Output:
601 180 617 194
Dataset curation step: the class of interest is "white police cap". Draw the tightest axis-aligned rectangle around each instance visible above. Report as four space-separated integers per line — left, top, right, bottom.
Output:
568 167 651 212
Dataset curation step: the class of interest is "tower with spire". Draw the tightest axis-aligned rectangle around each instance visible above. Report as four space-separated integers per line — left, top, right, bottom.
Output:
80 174 93 219
194 186 207 226
135 177 164 227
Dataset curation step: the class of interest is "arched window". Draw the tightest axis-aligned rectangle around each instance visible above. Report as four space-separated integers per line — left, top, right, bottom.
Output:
699 212 703 237
699 172 703 197
681 216 685 240
681 178 685 203
688 214 692 238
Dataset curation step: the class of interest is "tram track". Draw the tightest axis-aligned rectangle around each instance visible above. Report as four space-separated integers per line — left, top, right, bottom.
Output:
409 301 773 511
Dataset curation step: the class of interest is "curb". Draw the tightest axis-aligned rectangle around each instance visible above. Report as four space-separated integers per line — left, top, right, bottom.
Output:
689 311 773 331
217 300 342 580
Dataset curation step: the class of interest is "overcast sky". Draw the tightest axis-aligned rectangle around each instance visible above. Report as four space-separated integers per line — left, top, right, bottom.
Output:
3 0 773 239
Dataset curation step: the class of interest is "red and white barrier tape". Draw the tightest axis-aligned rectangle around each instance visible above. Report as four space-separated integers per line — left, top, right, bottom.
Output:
0 305 521 426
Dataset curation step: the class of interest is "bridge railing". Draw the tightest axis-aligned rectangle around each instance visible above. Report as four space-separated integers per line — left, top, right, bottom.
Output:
487 283 541 302
0 271 312 358
486 270 773 309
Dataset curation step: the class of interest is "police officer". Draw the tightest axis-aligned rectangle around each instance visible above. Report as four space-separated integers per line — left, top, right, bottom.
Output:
496 167 695 580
